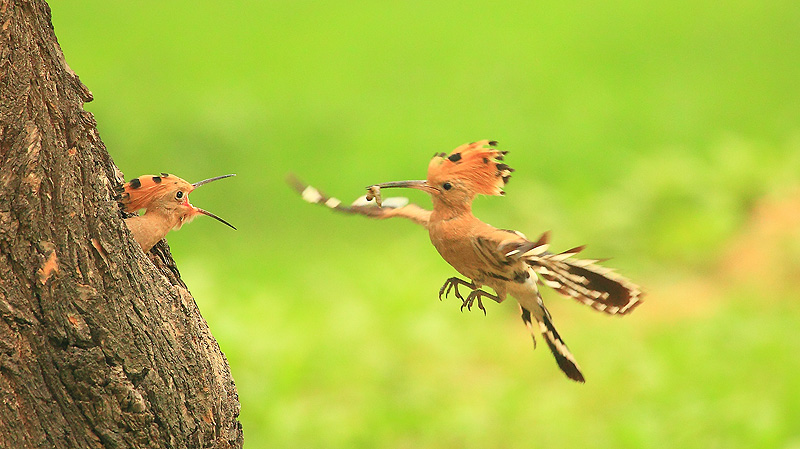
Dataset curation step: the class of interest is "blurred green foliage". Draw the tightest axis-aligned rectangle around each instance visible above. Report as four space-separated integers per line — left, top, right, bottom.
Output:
51 1 800 447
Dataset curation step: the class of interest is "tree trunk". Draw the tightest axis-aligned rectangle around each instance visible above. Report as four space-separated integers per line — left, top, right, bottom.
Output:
0 1 244 447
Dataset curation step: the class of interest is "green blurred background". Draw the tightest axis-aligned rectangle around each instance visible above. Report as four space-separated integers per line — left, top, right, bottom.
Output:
51 1 800 447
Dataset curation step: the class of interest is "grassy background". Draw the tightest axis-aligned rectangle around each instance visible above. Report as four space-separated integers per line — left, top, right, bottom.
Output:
51 1 800 448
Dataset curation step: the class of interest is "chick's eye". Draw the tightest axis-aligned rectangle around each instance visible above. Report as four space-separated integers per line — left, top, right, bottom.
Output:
176 191 184 199
442 182 452 191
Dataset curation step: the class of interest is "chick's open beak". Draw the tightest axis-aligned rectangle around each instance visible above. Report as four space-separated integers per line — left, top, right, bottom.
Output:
190 174 237 229
194 207 237 230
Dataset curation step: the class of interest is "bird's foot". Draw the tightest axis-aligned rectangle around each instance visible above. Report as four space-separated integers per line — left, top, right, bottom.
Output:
439 277 501 315
438 277 473 302
460 291 486 315
460 289 503 315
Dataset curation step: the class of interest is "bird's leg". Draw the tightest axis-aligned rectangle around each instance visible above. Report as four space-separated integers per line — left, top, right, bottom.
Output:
462 289 503 316
438 277 475 302
439 277 502 315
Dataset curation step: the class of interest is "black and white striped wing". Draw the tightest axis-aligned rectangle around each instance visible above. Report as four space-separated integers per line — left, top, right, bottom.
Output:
505 231 644 315
288 175 431 227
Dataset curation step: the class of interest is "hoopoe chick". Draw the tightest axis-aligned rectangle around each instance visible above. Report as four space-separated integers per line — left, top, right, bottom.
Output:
116 173 236 252
291 141 643 383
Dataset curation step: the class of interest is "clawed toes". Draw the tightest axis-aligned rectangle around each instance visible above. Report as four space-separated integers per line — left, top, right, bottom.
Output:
477 298 487 316
440 279 494 315
459 293 487 315
459 296 472 312
439 279 459 301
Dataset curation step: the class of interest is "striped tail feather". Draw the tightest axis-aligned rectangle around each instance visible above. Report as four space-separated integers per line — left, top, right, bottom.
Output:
519 303 585 383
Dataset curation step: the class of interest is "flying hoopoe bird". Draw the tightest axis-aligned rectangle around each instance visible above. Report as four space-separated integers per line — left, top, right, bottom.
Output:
290 140 643 382
116 173 236 252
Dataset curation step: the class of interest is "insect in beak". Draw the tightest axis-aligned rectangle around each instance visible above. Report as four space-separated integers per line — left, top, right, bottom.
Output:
365 180 437 206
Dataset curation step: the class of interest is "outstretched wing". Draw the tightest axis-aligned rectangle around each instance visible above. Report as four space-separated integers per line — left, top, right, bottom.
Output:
288 175 431 227
503 231 644 316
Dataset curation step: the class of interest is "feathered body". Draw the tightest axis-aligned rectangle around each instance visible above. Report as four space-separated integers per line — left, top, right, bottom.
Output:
116 173 236 252
291 141 643 382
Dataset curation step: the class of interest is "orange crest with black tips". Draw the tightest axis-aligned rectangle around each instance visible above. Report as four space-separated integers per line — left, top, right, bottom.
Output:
427 140 514 196
116 173 193 213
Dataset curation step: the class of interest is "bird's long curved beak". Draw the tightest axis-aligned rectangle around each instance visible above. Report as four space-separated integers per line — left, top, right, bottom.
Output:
368 180 438 193
192 174 236 188
195 207 237 230
365 180 437 207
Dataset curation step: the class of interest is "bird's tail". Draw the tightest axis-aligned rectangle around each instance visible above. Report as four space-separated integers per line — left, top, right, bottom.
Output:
514 235 643 315
518 302 585 383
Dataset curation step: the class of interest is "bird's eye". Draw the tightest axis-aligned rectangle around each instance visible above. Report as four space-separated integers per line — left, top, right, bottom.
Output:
176 191 184 200
442 182 452 191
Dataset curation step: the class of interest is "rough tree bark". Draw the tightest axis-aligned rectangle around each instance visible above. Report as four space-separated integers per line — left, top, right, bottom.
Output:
0 1 244 447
